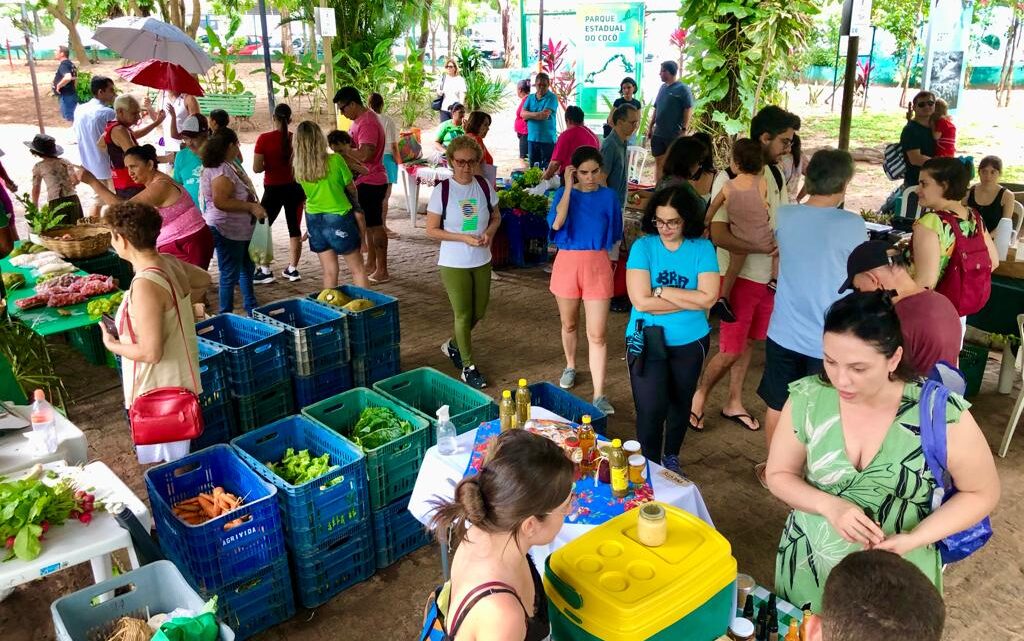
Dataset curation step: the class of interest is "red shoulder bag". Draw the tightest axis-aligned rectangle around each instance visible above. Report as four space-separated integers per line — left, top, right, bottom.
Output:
121 267 204 446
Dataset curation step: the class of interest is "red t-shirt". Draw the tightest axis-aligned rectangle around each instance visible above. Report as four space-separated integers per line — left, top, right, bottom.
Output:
254 130 295 185
934 117 956 157
895 290 963 375
550 125 600 169
351 110 387 186
466 133 493 165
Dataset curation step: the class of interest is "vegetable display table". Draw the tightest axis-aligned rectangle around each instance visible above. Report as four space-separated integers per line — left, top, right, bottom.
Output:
399 164 452 228
0 402 88 475
0 461 151 594
407 407 713 573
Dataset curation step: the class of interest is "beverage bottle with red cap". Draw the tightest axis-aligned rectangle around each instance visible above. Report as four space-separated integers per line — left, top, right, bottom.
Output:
30 389 58 454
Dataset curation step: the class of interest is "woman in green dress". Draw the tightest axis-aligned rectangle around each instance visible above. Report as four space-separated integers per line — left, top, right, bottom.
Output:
766 291 1000 612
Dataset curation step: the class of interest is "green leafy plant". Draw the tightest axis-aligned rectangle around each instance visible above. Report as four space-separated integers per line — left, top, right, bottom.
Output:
454 45 507 112
75 70 92 104
518 192 550 216
201 17 246 95
16 193 71 235
334 38 401 99
397 39 435 128
267 448 342 487
540 39 578 111
1 467 98 561
0 320 67 413
255 51 328 114
350 407 413 451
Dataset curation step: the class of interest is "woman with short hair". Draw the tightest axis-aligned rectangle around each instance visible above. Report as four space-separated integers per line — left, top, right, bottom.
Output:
965 155 1016 233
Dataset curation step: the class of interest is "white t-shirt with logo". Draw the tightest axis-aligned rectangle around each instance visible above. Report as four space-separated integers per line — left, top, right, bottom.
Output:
427 178 498 269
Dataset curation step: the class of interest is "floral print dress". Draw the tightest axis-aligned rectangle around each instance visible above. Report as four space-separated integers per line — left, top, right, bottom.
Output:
774 376 967 611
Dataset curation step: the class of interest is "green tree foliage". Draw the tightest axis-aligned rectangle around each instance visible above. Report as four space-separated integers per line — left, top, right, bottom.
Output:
872 0 930 103
455 45 508 112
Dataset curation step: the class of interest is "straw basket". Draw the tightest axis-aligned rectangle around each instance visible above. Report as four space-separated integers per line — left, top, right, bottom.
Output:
40 223 112 259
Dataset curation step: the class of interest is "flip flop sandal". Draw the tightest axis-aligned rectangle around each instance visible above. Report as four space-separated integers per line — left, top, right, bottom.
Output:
720 411 761 431
368 275 392 284
689 411 705 432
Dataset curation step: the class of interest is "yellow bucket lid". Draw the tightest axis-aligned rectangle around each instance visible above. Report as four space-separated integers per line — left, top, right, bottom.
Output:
545 503 736 640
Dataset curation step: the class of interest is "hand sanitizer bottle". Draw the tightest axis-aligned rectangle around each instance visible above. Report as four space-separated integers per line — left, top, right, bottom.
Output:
436 405 457 455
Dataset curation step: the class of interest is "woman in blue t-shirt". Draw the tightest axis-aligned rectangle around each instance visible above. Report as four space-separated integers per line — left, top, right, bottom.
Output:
625 183 719 474
548 146 623 416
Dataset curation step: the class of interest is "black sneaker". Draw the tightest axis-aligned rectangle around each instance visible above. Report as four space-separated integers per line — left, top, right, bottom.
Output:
253 267 275 285
281 266 301 282
461 365 487 389
710 297 737 323
442 339 463 370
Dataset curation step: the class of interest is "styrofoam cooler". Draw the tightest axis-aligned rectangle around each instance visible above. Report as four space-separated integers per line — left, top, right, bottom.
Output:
544 503 736 641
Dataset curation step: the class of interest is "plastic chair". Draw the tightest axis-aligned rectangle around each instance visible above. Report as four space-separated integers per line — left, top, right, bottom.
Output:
898 185 922 220
627 145 648 184
999 313 1024 457
1012 200 1024 240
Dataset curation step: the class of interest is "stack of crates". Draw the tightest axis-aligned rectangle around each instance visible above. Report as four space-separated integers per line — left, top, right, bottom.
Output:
194 341 235 450
302 388 431 567
253 298 353 409
196 314 293 435
232 416 373 608
308 286 400 387
145 445 294 639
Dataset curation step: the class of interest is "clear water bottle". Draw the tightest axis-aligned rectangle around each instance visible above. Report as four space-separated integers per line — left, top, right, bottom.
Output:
30 389 58 454
436 405 457 455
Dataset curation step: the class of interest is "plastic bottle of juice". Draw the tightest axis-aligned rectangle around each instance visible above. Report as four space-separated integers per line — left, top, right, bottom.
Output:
436 405 457 455
577 415 596 474
515 379 531 426
30 389 58 454
609 438 629 498
499 390 516 432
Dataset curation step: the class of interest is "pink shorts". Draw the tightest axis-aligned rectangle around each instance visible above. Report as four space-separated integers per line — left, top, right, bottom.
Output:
159 226 215 271
718 277 774 354
549 250 614 300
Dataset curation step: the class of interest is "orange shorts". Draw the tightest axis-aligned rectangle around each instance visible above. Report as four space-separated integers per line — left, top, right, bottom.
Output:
549 250 614 300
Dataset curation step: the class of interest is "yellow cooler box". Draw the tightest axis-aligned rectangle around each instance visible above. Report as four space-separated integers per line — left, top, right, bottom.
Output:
544 503 736 641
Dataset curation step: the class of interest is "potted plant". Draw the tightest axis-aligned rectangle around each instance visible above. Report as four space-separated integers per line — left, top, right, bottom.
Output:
16 193 72 244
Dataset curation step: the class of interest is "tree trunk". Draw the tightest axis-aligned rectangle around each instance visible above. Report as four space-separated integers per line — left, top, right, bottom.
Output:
500 0 520 68
281 7 293 55
187 0 201 38
419 0 432 52
48 0 90 65
996 14 1020 108
751 23 776 112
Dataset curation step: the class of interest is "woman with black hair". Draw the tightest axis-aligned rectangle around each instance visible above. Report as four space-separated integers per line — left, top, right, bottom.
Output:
603 77 641 143
658 136 712 197
625 183 719 473
78 144 213 269
765 290 999 612
254 103 305 283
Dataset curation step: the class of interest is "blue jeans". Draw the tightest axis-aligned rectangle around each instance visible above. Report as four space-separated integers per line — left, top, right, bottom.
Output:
528 141 554 169
210 226 257 314
59 93 77 122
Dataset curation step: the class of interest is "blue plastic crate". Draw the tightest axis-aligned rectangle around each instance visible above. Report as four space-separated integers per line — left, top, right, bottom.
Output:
371 495 432 569
198 557 294 641
193 398 235 450
290 529 375 609
51 561 235 641
351 345 400 388
293 364 354 409
145 445 287 593
528 381 608 435
307 286 399 357
196 314 289 396
231 415 370 555
253 298 349 376
198 341 229 409
234 383 295 435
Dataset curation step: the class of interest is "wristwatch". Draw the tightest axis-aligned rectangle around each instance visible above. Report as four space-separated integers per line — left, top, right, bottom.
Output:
653 287 663 298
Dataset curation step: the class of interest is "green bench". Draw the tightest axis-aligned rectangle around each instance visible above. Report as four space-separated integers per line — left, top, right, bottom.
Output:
196 92 257 128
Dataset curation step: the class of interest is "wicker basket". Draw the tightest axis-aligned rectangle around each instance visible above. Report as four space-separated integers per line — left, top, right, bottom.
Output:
40 223 112 259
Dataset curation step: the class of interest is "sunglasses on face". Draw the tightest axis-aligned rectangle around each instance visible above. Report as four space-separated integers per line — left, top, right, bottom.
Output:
917 100 935 107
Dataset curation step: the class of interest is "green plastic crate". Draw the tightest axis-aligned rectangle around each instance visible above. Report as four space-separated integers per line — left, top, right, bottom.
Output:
373 367 498 446
959 344 989 398
302 388 429 509
67 325 108 366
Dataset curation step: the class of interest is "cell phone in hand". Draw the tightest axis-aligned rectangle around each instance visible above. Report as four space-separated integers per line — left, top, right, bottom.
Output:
101 313 118 340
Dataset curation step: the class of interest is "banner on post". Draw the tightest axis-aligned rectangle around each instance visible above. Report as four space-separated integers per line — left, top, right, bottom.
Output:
575 2 645 123
922 0 975 112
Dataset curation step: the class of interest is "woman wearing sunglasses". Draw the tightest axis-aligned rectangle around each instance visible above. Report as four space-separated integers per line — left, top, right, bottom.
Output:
437 60 467 124
900 91 938 189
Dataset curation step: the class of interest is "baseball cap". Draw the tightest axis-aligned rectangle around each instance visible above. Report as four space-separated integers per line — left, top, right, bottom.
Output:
180 114 209 135
838 240 897 293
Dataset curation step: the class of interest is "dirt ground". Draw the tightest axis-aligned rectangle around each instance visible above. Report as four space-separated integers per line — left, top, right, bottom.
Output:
1 60 1024 640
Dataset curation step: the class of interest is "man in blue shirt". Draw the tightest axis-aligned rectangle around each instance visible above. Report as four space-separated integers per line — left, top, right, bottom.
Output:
648 61 693 183
756 148 865 484
521 73 559 168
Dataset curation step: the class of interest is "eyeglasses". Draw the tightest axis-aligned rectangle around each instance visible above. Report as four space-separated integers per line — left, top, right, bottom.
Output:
655 218 683 228
451 158 476 167
337 101 351 111
916 100 935 107
778 137 794 148
446 65 456 69
546 490 577 517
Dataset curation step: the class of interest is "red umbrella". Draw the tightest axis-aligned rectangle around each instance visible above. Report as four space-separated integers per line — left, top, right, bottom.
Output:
115 59 204 96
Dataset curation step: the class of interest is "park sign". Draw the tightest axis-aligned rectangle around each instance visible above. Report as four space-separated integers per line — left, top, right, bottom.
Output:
575 2 645 124
922 0 974 112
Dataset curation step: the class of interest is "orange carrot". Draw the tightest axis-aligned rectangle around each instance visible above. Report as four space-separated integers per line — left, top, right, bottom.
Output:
197 495 218 518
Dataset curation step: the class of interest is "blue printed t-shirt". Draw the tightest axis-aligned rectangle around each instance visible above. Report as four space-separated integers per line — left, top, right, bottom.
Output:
546 186 623 251
626 235 719 347
653 81 693 139
767 204 868 358
172 147 204 213
524 91 559 143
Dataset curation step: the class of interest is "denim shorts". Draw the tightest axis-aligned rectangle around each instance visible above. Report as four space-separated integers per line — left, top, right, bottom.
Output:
306 212 360 255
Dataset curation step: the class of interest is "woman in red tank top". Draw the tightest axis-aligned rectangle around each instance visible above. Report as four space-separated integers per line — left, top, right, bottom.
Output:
102 95 165 198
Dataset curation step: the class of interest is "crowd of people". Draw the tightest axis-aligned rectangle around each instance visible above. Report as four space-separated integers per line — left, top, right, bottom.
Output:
0 58 1013 641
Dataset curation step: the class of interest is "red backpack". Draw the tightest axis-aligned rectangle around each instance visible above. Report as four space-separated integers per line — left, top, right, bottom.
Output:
933 209 992 316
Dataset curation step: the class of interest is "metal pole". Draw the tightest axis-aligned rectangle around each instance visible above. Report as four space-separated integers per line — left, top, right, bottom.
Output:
257 0 275 114
838 35 859 151
22 4 44 134
538 0 545 72
829 38 841 111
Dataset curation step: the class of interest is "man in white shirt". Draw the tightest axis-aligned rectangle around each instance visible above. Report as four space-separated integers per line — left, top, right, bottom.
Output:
73 75 117 218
